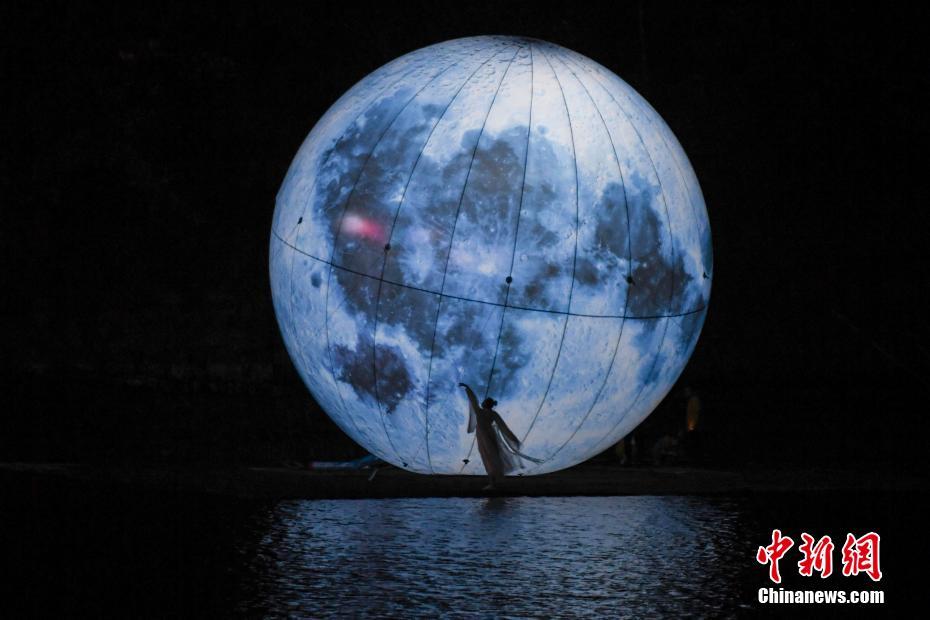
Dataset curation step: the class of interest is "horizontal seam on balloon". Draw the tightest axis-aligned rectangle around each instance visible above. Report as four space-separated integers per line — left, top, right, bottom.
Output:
273 231 705 320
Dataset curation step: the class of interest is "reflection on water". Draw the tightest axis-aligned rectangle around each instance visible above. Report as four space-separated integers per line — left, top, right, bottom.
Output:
233 497 757 618
7 482 912 617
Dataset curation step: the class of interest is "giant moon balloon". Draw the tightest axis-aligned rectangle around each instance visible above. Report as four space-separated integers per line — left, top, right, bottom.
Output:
270 36 712 475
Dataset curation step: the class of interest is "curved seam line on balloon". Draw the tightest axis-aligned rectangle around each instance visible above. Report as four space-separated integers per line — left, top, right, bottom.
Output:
620 70 713 294
524 47 636 472
558 50 678 322
273 40 485 242
557 53 685 459
564 60 709 452
276 44 436 240
485 45 533 400
515 44 582 449
319 67 445 463
276 42 502 249
369 43 516 474
281 50 452 447
570 46 711 304
276 231 702 318
593 309 702 457
273 67 426 446
594 316 672 457
457 44 535 474
321 52 480 465
268 230 296 352
331 48 495 464
520 46 678 469
404 45 522 473
581 47 710 244
273 230 706 319
277 258 367 446
410 43 523 475
557 50 682 458
271 224 362 446
430 43 523 474
561 49 692 316
282 46 453 292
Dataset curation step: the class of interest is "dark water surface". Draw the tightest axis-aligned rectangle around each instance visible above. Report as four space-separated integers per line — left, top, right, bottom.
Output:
2 477 919 618
236 497 756 618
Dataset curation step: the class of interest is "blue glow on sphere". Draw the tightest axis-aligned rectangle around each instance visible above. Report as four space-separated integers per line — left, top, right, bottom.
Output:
270 36 712 474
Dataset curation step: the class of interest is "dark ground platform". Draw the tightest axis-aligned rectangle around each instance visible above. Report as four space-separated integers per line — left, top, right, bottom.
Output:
1 462 924 500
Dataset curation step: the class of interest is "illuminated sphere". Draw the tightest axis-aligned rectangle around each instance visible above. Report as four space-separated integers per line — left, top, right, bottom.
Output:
270 36 712 474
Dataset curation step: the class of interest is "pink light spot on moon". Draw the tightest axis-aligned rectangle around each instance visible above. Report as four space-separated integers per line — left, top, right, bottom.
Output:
342 214 385 243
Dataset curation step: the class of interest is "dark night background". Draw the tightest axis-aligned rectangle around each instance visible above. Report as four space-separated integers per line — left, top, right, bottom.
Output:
3 1 929 471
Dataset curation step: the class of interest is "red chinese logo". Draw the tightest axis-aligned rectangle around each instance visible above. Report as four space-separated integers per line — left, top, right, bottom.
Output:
756 529 794 584
798 533 834 578
841 532 882 582
757 530 882 582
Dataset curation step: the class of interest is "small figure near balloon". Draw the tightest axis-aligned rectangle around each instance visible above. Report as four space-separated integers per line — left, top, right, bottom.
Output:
459 383 542 490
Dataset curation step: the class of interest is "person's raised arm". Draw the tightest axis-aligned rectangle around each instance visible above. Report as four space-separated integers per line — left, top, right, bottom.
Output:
458 383 480 410
459 383 479 433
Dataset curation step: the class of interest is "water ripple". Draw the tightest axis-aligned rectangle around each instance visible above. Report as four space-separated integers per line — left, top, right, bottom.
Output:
233 496 755 618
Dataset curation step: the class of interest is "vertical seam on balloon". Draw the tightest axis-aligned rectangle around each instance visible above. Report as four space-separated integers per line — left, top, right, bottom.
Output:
282 56 433 445
571 45 710 299
598 316 671 455
591 51 709 250
271 224 361 444
457 43 535 473
281 46 470 455
418 43 523 474
268 228 291 342
653 111 707 246
594 310 703 457
369 42 516 473
613 66 712 292
486 43 533 397
277 42 482 243
558 50 680 457
280 50 447 249
559 52 679 454
513 44 581 451
524 46 635 472
321 49 481 463
561 49 681 313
